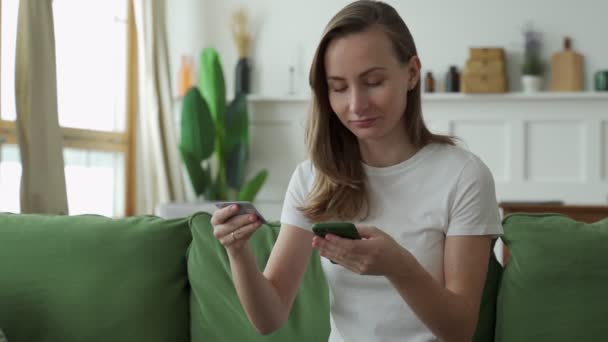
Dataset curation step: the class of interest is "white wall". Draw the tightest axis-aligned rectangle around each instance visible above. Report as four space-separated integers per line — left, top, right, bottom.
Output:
167 0 608 97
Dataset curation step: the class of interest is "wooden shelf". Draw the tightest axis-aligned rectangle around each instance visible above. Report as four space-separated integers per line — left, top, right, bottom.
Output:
246 91 608 103
421 91 608 101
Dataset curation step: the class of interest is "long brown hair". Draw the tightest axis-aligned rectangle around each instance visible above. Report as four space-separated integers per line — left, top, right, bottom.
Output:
301 0 454 222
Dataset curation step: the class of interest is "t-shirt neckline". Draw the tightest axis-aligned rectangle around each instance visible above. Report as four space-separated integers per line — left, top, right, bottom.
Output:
362 143 436 176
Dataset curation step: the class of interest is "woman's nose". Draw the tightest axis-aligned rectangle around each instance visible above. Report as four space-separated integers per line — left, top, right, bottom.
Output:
349 88 369 115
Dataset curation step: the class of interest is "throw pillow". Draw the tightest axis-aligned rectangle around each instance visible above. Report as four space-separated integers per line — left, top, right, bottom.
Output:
0 213 192 342
187 212 330 342
496 213 608 341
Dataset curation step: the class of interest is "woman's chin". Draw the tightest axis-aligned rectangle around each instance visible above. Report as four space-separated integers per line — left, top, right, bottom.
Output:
351 128 384 141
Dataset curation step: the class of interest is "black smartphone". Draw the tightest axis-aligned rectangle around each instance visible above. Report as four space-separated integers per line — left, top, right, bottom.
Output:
312 222 361 240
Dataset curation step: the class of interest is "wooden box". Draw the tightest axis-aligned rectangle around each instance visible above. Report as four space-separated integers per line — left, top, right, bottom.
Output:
461 74 508 93
465 59 505 76
469 47 505 60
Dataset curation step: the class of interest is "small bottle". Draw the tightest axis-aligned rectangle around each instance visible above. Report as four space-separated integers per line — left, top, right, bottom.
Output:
425 72 435 93
445 66 460 92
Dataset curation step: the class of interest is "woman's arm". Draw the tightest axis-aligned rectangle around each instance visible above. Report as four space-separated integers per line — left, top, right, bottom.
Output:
226 224 314 335
386 235 492 342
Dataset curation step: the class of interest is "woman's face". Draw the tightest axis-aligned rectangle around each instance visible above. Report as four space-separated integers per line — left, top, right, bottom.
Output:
324 27 419 143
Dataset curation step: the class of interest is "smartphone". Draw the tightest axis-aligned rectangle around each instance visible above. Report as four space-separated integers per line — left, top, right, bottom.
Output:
214 201 267 224
312 222 361 240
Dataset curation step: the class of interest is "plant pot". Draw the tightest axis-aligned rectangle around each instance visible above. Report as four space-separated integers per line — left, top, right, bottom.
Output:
522 75 542 93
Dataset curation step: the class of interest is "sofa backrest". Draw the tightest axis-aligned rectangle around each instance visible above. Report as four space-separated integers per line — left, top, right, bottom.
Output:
187 212 330 342
0 213 192 342
494 213 608 341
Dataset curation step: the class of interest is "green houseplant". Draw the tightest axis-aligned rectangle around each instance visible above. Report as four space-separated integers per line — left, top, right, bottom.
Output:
521 27 544 93
179 48 267 201
522 28 543 76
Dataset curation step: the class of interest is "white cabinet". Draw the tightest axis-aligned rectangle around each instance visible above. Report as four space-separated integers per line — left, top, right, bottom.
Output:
247 93 608 220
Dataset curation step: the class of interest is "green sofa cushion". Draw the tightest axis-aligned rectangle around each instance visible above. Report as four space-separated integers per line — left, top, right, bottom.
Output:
187 212 330 342
496 213 608 341
0 213 192 342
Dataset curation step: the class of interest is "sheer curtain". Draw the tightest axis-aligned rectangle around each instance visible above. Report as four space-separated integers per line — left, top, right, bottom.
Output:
132 0 187 214
14 0 68 214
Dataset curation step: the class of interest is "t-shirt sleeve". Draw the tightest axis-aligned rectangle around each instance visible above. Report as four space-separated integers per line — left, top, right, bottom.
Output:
280 162 314 231
446 155 503 236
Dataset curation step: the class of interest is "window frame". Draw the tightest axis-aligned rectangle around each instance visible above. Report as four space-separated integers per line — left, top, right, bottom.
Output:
0 0 137 216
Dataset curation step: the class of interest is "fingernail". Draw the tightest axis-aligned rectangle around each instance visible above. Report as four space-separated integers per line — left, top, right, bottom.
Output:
231 205 238 210
250 215 256 221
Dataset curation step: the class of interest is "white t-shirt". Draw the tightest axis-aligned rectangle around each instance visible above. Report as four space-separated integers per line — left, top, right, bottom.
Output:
280 143 503 342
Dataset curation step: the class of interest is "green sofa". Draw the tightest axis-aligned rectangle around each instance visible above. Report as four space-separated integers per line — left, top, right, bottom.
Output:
0 212 606 341
0 212 328 342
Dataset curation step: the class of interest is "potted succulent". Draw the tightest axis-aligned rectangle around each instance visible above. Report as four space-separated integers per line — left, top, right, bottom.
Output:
521 27 544 93
179 48 267 202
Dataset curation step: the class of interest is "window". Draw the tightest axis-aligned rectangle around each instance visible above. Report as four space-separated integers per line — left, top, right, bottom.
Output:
0 0 134 217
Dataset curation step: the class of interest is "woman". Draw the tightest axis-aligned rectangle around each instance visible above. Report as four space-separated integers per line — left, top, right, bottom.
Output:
211 1 502 341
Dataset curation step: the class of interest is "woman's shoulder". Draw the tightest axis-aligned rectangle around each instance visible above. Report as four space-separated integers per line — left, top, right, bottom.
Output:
289 160 316 187
425 143 492 181
293 159 315 177
429 142 483 167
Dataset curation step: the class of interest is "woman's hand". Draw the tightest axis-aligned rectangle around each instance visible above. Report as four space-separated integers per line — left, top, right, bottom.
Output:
211 204 263 254
312 226 413 277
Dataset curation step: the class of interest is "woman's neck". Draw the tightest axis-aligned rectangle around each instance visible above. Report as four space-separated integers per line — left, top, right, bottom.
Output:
359 134 419 168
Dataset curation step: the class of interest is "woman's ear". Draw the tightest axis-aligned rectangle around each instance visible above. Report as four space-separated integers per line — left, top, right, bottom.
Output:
407 56 421 89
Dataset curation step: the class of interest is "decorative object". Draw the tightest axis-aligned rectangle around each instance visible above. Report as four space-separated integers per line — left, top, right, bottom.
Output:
179 48 267 201
232 8 251 96
288 66 296 95
461 47 508 93
521 27 544 93
424 71 435 93
445 66 460 92
177 55 194 98
595 70 608 91
550 37 584 91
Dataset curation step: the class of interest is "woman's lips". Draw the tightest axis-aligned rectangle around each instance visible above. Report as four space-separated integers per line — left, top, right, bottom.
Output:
349 117 377 128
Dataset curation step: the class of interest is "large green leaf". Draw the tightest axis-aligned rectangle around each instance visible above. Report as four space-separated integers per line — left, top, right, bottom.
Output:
224 94 248 153
199 48 226 127
237 170 268 202
179 86 215 161
226 142 247 190
179 147 207 197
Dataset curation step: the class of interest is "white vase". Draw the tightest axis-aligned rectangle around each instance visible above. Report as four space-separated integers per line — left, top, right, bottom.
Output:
522 75 542 93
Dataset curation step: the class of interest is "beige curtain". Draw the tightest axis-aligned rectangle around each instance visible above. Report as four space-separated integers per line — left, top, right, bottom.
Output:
133 0 187 214
15 0 68 215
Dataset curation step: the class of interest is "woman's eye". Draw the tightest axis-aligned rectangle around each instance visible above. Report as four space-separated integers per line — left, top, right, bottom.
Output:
366 79 383 86
331 86 347 93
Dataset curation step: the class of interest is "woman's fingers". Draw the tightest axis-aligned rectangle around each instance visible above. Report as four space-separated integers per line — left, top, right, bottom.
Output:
220 220 263 246
210 204 239 226
213 213 255 238
315 235 369 272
